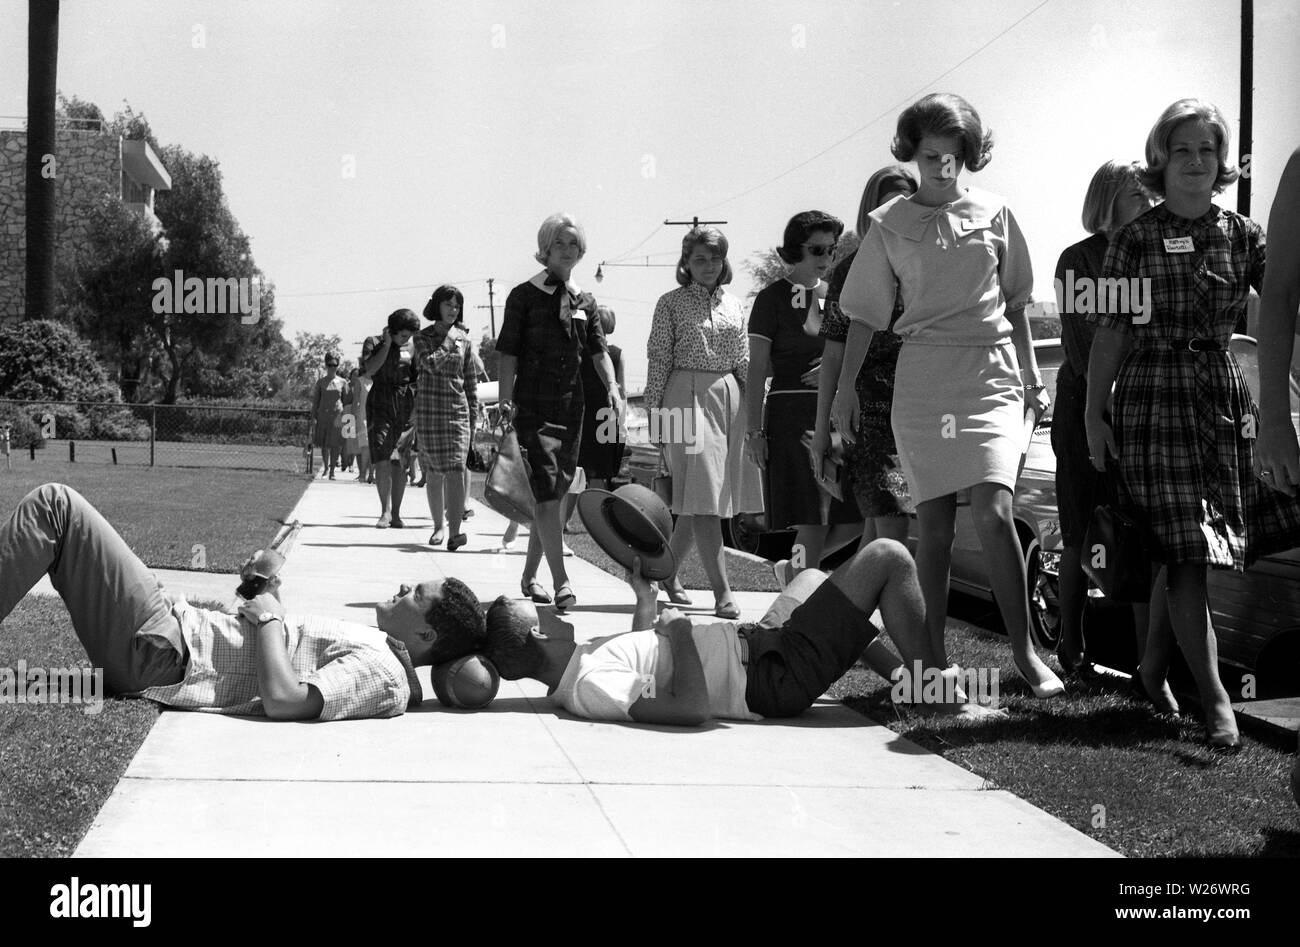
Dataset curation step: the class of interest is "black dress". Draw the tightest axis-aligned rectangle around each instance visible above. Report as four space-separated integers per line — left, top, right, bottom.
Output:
749 278 858 529
578 343 624 481
361 333 417 462
1050 233 1108 547
496 274 607 502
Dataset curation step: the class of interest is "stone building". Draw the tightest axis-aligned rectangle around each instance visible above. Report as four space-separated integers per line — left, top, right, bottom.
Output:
0 117 171 322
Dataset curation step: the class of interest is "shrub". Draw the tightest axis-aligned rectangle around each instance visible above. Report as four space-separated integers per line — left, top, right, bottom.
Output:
0 408 43 450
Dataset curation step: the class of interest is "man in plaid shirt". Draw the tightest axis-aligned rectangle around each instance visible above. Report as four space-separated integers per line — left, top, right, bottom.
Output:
0 483 485 720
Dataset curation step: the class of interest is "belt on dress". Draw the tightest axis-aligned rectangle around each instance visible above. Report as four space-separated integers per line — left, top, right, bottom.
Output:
1161 338 1224 352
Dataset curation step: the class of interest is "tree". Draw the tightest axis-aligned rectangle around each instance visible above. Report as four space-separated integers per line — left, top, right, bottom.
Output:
478 332 499 381
290 332 345 399
25 0 60 321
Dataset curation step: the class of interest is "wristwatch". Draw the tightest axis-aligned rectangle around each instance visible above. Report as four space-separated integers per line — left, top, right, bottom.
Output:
255 612 282 629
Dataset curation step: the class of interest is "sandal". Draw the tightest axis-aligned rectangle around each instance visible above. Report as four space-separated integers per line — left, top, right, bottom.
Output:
521 579 551 604
554 583 577 611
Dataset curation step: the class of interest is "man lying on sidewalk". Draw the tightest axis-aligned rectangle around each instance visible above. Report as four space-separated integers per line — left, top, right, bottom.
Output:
481 539 1003 726
0 483 484 720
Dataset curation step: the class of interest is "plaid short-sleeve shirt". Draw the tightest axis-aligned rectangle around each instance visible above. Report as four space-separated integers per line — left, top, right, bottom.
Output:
137 601 414 720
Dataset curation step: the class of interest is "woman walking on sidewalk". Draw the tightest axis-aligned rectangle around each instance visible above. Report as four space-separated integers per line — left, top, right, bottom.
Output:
495 213 623 610
414 284 479 551
361 309 420 528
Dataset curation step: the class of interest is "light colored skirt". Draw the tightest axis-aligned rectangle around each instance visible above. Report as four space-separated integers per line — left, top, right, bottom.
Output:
661 369 764 517
891 339 1024 505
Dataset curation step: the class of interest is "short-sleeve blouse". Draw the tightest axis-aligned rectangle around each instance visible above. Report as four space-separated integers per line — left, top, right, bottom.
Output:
840 187 1033 345
747 278 824 392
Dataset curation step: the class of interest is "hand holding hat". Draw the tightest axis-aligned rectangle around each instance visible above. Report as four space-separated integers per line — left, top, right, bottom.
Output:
577 484 677 582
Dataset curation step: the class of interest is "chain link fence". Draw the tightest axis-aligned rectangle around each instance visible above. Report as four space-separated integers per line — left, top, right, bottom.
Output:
0 399 314 473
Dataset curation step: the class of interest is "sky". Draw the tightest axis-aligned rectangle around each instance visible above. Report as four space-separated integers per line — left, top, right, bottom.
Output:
3 0 1298 392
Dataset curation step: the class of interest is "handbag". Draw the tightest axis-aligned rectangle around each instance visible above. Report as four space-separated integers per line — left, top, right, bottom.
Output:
801 429 847 503
484 419 536 524
651 447 673 508
1081 461 1152 603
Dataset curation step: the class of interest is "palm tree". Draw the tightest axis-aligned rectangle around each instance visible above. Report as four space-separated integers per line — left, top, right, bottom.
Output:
25 0 60 321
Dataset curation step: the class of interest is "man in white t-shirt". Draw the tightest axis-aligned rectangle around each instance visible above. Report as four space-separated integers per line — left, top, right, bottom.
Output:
483 538 998 725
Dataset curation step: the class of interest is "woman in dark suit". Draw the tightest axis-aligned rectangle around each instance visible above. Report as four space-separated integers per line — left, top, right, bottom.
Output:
496 213 623 610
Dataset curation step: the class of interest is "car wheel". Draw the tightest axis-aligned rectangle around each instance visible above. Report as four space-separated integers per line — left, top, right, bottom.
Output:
1025 539 1062 652
726 514 763 555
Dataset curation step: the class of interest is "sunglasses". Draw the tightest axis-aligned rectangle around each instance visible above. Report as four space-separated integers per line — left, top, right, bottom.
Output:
802 243 837 257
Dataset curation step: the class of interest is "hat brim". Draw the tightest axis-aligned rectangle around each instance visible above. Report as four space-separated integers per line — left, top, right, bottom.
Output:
576 489 677 582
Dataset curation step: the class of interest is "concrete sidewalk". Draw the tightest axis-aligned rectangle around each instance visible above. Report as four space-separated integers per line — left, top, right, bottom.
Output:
73 479 1117 857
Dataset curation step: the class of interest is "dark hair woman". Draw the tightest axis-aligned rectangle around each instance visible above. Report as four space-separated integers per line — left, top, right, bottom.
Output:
413 284 479 551
361 308 421 528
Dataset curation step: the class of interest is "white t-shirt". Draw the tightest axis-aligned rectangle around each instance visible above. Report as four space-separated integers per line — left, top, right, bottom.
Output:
552 618 760 722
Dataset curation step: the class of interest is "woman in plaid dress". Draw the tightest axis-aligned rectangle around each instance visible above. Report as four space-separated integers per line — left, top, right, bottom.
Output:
413 285 479 551
1086 100 1300 750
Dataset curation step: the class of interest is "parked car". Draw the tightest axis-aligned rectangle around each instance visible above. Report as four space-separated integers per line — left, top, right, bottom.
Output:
627 337 1300 690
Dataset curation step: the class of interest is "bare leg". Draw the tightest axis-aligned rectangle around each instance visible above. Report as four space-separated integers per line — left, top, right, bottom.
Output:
374 460 394 523
534 499 570 590
389 460 407 522
1164 562 1236 744
445 467 466 536
523 525 543 585
914 494 957 664
693 513 732 608
1136 567 1179 713
968 482 1061 694
663 513 696 597
825 539 999 715
424 472 446 532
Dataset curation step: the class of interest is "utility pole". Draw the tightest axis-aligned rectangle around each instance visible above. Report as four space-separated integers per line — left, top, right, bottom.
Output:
664 216 728 230
1239 0 1253 217
476 277 497 337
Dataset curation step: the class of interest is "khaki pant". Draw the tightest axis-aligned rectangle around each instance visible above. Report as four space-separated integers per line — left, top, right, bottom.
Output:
0 484 186 693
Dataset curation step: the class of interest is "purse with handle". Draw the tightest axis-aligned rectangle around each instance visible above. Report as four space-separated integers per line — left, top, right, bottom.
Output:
484 419 536 524
651 446 673 508
1081 460 1153 603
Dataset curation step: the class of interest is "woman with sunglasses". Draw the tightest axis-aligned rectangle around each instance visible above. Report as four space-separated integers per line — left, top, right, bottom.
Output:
746 211 862 581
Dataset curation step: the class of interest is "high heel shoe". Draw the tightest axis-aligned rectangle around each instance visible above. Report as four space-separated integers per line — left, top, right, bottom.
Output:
714 600 741 620
521 579 551 604
429 528 445 547
660 580 693 606
447 533 467 552
554 583 576 611
1014 661 1065 699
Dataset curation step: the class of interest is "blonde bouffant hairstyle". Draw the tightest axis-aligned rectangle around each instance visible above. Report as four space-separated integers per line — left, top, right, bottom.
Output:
534 212 588 265
1137 98 1240 197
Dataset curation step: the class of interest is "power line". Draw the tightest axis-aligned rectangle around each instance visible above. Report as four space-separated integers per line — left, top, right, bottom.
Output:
699 0 1054 213
277 278 489 299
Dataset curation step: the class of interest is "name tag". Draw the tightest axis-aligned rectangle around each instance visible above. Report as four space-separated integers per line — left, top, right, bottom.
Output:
571 309 587 321
1163 236 1194 253
958 217 991 233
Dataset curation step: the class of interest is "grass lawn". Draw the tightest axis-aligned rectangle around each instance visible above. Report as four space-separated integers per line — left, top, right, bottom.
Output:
0 597 173 857
0 459 311 572
1 461 311 857
825 625 1300 858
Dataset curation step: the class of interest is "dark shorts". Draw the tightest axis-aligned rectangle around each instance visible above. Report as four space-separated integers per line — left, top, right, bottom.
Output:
741 577 880 718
